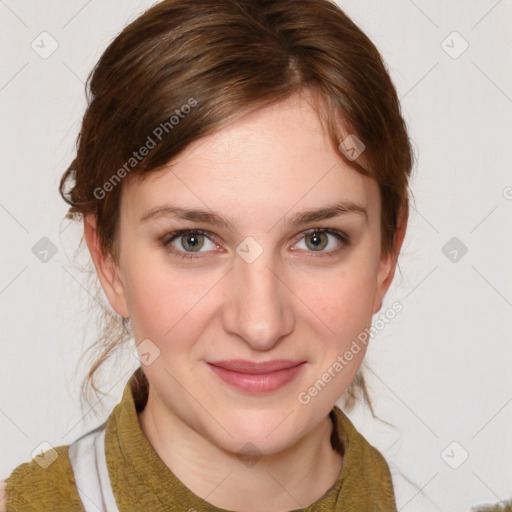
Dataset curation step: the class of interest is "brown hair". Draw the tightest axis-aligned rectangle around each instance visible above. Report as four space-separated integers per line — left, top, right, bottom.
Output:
59 0 413 414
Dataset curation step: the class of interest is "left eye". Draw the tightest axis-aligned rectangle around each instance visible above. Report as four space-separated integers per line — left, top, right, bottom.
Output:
161 228 349 259
294 228 348 254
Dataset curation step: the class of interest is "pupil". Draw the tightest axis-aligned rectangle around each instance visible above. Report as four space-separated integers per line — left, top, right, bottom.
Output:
308 232 327 251
187 234 199 247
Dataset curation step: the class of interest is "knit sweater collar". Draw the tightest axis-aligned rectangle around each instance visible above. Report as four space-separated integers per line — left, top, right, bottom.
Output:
104 368 396 511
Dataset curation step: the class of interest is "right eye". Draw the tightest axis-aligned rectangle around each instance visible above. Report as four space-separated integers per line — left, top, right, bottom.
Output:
161 229 221 259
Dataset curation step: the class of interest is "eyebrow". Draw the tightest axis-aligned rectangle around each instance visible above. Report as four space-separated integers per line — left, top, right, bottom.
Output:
139 200 368 231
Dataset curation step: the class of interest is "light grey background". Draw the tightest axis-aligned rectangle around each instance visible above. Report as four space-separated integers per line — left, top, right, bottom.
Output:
1 1 511 510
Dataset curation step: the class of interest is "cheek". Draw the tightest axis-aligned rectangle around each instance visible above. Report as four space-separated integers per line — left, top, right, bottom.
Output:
298 266 378 400
302 261 378 344
121 251 188 340
122 250 220 352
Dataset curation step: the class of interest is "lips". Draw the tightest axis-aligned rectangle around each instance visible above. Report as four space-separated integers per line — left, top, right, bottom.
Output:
206 359 307 393
207 359 305 374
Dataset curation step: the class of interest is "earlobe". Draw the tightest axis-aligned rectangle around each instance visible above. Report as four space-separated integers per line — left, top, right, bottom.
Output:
372 252 395 314
83 214 130 318
372 206 408 314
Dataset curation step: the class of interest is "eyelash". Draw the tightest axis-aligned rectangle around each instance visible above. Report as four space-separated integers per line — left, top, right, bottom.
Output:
160 228 350 260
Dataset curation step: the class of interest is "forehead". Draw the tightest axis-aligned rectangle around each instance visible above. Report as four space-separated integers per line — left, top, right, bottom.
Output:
121 94 379 225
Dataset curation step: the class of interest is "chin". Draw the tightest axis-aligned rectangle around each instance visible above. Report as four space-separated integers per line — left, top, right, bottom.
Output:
208 412 304 457
217 433 294 459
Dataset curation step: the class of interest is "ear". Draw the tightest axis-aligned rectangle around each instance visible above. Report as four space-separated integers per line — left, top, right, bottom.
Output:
83 214 130 318
372 204 408 314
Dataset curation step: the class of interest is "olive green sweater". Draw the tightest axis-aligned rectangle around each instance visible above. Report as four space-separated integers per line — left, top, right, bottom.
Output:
4 368 397 511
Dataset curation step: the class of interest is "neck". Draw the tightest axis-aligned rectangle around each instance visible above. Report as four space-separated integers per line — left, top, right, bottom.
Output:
137 386 343 512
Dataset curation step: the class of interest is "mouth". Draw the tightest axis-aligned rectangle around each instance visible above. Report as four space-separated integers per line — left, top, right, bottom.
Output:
206 359 307 393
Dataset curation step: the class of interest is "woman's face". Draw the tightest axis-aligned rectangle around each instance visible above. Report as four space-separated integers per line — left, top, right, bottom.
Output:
87 92 398 456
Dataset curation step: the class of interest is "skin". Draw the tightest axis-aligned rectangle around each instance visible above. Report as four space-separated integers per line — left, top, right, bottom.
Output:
84 91 406 511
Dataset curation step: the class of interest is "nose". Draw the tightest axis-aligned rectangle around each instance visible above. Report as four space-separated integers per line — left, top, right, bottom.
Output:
222 249 295 351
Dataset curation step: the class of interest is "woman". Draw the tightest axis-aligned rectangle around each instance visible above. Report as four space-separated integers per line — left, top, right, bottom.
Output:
1 0 414 510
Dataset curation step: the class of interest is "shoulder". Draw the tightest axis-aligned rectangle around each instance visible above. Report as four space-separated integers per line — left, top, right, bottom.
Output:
333 406 397 508
2 444 84 512
0 480 6 512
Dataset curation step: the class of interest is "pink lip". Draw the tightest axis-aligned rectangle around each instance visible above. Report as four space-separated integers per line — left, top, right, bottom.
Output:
206 359 306 393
